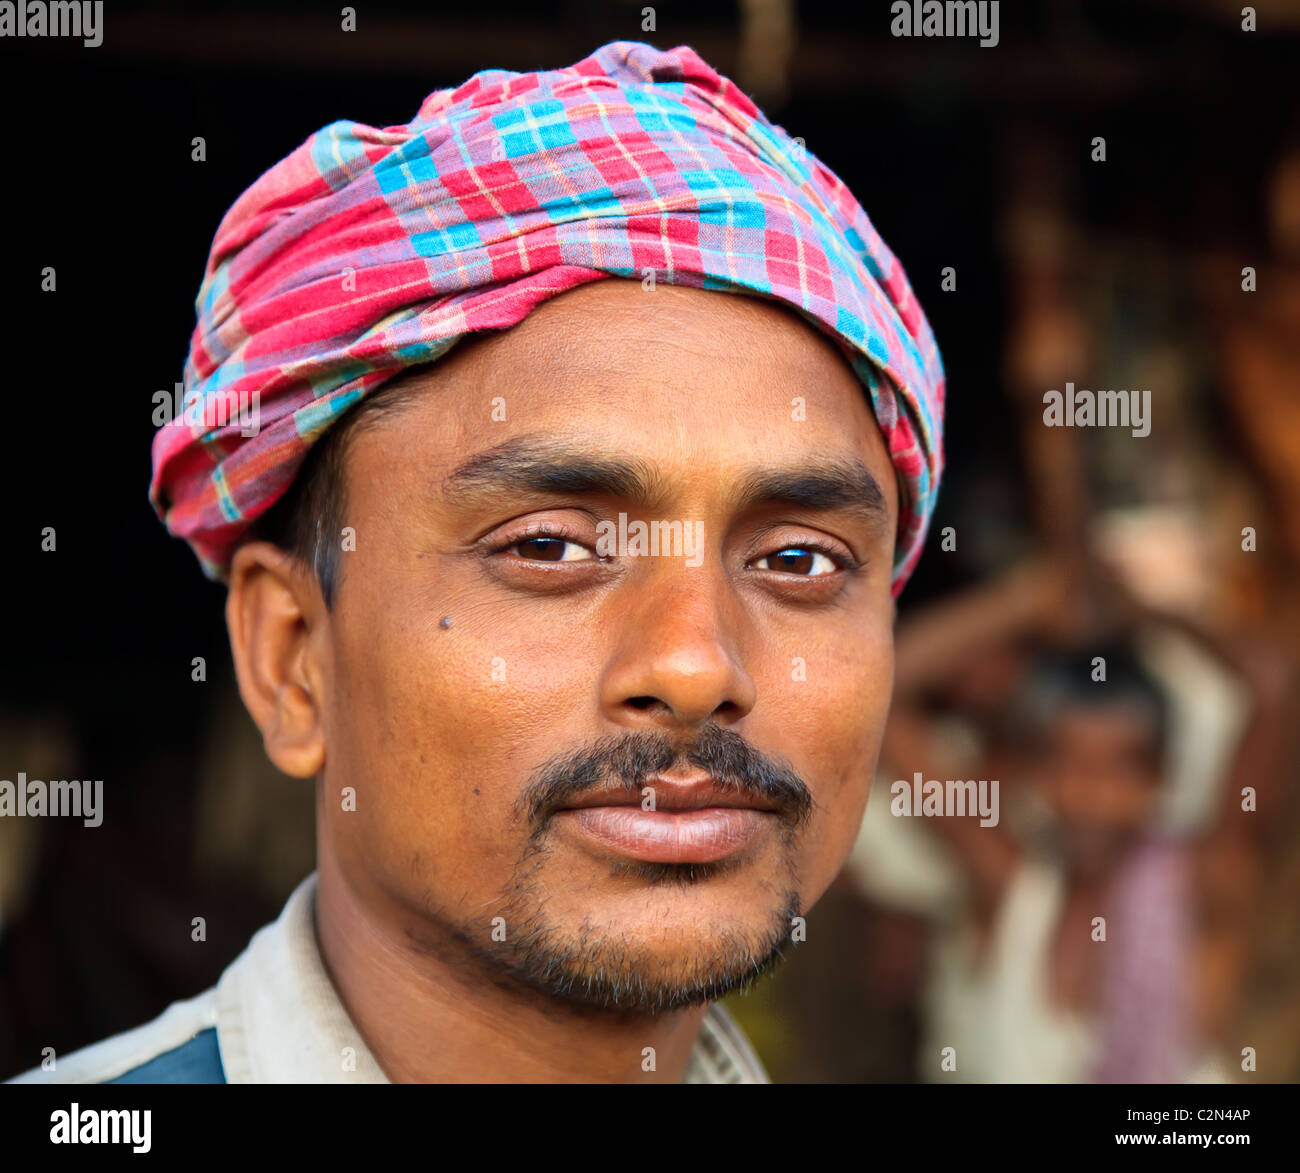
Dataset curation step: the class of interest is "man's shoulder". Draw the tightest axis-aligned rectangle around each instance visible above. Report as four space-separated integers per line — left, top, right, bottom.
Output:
6 986 225 1085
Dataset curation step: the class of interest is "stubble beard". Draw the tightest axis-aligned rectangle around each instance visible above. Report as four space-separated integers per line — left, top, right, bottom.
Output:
422 829 805 1019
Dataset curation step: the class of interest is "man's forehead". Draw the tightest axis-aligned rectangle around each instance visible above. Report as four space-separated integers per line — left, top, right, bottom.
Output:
444 278 859 386
376 282 882 442
342 280 899 522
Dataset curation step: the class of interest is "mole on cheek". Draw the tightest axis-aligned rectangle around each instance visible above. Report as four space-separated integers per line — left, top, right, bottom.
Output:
439 616 452 629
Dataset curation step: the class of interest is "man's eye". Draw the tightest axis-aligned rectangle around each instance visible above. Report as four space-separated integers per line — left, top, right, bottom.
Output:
512 536 593 562
755 547 840 576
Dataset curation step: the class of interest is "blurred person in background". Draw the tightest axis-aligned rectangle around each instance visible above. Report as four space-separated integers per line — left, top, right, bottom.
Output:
871 556 1292 1082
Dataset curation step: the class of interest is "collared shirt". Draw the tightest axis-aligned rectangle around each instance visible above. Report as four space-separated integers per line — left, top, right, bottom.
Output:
9 872 769 1084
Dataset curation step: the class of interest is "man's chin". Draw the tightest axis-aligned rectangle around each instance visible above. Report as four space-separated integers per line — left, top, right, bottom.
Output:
482 895 802 1016
497 932 792 1016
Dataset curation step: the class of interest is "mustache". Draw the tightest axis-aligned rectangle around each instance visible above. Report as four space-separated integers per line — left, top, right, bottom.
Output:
516 723 815 831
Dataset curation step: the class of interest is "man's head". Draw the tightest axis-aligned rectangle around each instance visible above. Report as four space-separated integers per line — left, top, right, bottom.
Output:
151 41 946 1021
1012 644 1169 879
227 278 899 1013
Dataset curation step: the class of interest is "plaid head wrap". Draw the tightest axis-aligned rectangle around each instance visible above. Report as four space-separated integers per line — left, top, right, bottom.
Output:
150 40 945 594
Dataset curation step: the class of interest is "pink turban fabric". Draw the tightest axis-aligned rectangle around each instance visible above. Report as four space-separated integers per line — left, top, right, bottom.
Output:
150 40 945 595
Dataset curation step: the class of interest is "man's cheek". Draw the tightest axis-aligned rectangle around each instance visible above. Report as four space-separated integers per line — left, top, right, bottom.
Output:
342 754 516 905
372 659 564 861
417 640 599 781
776 650 888 768
797 656 888 861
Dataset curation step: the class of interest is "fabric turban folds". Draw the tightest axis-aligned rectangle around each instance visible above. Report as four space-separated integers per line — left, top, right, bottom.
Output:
150 40 945 596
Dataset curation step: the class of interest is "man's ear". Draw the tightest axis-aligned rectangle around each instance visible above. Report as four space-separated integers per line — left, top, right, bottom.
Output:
226 540 329 778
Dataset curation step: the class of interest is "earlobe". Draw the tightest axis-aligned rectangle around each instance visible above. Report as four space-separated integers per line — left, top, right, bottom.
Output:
226 541 328 779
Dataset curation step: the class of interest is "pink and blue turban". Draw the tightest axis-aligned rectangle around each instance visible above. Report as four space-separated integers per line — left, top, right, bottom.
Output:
150 40 945 595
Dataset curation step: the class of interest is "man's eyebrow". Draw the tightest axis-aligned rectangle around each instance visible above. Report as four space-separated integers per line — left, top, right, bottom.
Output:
442 437 889 522
442 437 668 507
735 461 890 523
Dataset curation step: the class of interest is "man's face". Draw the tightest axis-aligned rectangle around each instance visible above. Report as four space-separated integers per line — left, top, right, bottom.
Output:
1037 706 1163 878
314 279 899 1014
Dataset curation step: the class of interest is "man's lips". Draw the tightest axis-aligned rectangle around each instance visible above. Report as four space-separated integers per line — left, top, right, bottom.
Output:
553 775 780 864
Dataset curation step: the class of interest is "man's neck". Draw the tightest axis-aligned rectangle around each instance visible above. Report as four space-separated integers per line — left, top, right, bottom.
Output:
312 849 710 1083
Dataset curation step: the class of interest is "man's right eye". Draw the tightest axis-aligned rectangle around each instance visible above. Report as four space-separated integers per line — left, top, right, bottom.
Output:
510 535 595 562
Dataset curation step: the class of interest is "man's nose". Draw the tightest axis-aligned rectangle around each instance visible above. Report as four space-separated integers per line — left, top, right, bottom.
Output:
598 569 757 731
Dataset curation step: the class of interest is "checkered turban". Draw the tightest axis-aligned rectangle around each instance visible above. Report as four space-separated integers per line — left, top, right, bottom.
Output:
150 40 945 594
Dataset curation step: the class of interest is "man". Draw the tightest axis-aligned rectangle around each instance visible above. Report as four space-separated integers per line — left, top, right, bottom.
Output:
12 39 944 1083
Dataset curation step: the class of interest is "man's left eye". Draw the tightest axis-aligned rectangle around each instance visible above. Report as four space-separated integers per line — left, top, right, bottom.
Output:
754 547 840 576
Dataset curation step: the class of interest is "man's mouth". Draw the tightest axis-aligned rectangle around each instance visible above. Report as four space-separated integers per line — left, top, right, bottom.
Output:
553 774 781 864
